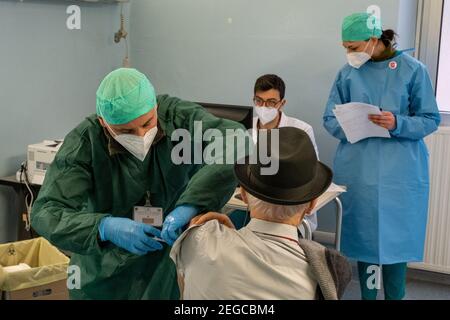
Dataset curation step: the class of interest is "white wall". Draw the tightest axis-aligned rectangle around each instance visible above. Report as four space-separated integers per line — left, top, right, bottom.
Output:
0 0 125 243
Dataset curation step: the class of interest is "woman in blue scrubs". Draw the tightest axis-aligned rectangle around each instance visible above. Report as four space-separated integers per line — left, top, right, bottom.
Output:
323 13 441 300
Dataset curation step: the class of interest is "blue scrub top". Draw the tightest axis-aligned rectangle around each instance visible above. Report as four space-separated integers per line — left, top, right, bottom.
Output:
323 52 441 264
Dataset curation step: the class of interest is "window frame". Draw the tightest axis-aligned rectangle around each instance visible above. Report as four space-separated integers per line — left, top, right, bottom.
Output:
416 0 450 122
436 1 450 114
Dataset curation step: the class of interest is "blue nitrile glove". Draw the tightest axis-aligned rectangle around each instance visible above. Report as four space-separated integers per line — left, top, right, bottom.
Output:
161 205 199 246
98 217 163 255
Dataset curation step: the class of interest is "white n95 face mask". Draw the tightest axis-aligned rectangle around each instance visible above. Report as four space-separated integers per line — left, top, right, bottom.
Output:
102 118 158 162
113 126 158 161
254 106 279 125
347 41 376 69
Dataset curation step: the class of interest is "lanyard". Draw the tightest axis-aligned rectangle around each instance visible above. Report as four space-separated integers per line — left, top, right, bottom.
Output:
144 191 152 206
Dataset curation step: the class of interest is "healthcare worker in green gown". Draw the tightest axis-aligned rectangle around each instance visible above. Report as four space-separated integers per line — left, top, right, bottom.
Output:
323 13 440 300
31 68 245 299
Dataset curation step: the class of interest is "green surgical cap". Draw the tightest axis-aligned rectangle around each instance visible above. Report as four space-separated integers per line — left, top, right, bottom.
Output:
96 68 156 125
342 12 382 42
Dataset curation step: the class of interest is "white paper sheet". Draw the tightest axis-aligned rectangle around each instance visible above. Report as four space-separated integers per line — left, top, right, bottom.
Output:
326 183 347 193
333 102 391 144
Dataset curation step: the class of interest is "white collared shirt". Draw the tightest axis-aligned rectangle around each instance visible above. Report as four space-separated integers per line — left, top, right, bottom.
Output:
252 113 319 158
170 218 318 300
252 113 319 231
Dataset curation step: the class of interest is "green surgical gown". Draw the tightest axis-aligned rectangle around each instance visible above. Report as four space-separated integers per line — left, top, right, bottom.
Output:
31 95 244 299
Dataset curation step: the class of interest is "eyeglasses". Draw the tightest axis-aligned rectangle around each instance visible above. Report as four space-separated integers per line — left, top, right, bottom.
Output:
253 97 282 108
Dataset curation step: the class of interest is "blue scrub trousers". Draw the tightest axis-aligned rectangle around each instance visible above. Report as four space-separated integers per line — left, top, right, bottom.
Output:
358 261 407 300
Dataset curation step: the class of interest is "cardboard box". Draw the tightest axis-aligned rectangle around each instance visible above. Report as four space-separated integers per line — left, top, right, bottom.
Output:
0 237 70 300
2 279 69 300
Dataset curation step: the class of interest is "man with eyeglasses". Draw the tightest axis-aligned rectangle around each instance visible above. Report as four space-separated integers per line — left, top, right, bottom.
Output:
230 74 320 234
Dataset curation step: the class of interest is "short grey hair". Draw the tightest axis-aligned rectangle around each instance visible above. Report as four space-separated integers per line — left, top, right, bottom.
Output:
246 192 309 221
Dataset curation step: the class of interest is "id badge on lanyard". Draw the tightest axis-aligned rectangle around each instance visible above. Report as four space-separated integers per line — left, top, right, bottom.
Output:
133 191 163 227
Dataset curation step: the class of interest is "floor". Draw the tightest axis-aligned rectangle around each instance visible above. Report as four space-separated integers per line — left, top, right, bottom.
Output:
342 264 450 300
314 233 450 300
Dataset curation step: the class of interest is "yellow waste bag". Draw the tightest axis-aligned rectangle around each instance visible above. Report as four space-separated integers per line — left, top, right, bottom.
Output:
0 237 69 292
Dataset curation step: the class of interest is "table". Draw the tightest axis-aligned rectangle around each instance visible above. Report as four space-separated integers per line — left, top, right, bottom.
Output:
0 175 41 241
224 184 346 250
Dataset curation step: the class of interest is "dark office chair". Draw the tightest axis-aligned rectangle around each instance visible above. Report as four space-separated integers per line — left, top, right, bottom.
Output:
196 102 253 130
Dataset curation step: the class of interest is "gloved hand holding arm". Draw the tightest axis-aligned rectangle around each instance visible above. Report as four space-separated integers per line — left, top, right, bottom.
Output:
161 205 199 246
189 212 235 229
99 217 163 255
